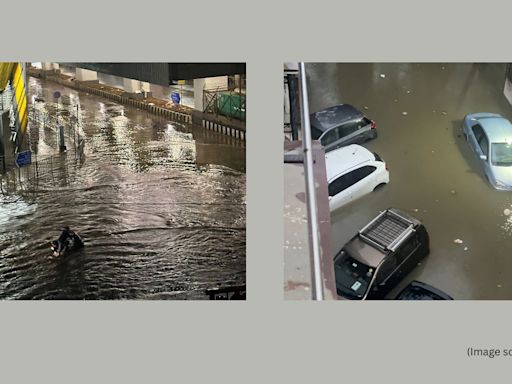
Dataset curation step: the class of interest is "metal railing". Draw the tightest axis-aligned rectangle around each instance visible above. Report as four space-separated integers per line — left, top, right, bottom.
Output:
0 150 84 196
203 88 246 121
0 103 85 195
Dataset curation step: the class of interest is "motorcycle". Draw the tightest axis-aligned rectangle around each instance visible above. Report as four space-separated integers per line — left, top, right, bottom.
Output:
50 233 84 258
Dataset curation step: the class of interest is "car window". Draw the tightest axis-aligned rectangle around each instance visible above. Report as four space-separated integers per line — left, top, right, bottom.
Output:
396 234 419 264
328 166 376 197
472 124 485 142
478 134 489 157
328 173 353 196
354 166 376 182
320 128 340 146
338 122 358 137
354 118 370 131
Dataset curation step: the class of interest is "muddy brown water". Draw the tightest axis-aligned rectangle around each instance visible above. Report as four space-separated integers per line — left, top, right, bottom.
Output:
0 77 245 300
306 63 512 299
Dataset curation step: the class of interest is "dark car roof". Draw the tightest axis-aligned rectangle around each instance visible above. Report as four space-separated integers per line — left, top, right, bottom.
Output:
310 104 364 132
395 281 453 300
341 208 423 268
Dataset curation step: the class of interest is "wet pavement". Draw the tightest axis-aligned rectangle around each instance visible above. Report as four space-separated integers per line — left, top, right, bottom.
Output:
306 63 512 299
0 77 245 300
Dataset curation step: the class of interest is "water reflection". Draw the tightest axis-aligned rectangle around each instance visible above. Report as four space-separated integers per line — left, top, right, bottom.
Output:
0 77 245 300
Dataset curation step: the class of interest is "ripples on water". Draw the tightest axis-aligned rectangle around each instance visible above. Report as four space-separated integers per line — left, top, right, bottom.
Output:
0 78 246 300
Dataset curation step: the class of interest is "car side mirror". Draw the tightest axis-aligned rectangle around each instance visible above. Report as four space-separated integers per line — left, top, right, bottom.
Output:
480 154 487 161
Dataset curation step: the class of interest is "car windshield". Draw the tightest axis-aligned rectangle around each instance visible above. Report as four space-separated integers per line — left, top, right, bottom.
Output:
491 143 512 166
334 251 374 300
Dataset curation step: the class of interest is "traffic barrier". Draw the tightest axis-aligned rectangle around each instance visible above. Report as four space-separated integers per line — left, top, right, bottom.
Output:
202 119 245 141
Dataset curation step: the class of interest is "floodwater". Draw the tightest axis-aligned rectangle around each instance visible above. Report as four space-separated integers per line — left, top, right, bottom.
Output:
307 63 512 299
0 77 245 300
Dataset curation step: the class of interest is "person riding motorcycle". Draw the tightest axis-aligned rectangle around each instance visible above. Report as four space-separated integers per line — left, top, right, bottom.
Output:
51 226 83 257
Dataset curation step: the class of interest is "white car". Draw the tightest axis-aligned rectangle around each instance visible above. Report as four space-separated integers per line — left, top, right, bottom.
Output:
326 144 389 212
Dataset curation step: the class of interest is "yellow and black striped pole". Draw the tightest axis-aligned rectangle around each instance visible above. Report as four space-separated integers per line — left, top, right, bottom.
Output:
11 63 28 136
0 62 28 149
0 62 16 92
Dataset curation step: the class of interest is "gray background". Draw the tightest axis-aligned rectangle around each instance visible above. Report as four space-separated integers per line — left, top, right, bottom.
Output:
1 0 512 382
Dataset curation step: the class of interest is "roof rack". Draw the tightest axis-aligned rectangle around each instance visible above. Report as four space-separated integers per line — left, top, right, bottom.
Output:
358 209 416 252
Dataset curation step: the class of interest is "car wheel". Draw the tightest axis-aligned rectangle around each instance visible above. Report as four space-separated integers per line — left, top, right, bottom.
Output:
373 183 387 191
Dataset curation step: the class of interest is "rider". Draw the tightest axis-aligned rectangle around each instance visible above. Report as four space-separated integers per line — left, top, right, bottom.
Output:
55 226 74 255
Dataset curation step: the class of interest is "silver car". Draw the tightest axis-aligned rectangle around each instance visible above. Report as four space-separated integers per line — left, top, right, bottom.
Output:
462 113 512 190
310 104 377 153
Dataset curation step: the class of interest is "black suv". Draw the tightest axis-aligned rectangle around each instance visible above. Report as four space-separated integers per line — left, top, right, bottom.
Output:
310 104 377 152
333 208 430 300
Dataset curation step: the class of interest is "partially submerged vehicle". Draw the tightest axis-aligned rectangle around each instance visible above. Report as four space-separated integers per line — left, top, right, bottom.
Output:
326 144 389 212
310 104 377 152
462 113 512 190
334 208 430 300
50 232 84 258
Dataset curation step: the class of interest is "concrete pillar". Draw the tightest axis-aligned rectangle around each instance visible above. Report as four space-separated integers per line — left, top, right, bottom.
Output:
193 78 205 111
123 78 141 93
194 76 228 110
204 76 228 90
75 68 97 82
42 62 53 71
122 79 152 99
140 82 150 92
52 63 60 70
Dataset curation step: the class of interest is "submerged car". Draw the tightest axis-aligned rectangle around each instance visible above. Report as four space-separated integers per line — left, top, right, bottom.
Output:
462 113 512 190
310 104 377 152
333 209 430 300
326 144 389 212
394 281 453 300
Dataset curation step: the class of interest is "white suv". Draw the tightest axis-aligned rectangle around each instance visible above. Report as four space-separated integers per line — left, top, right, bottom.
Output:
326 144 389 212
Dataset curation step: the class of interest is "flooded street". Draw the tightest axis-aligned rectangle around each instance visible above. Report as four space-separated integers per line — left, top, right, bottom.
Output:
306 63 512 299
0 77 245 300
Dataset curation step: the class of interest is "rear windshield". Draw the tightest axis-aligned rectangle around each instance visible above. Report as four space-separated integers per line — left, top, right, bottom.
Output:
491 143 512 166
334 251 374 299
